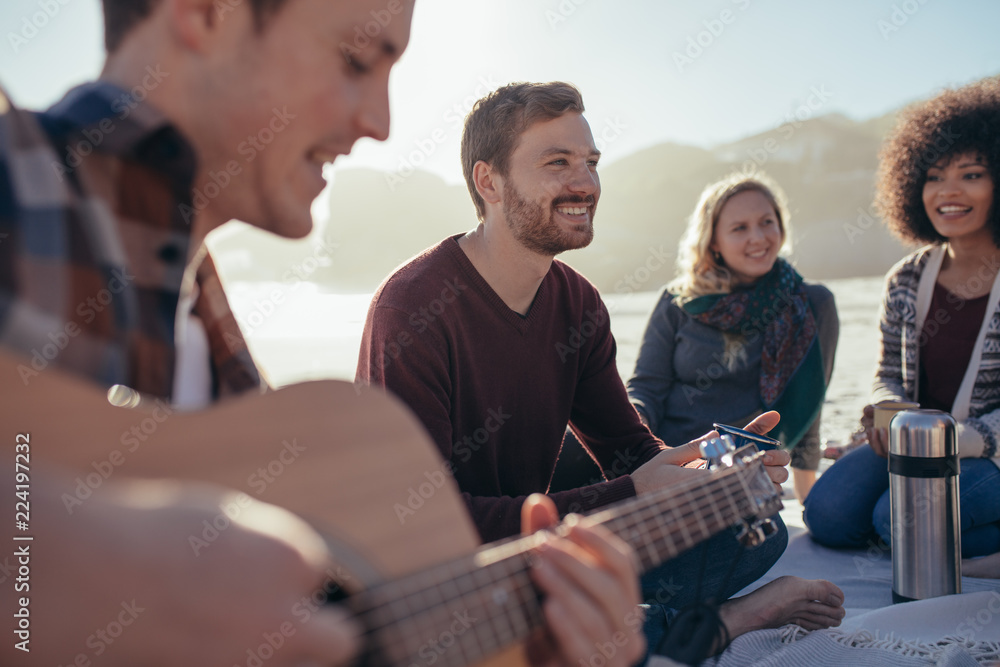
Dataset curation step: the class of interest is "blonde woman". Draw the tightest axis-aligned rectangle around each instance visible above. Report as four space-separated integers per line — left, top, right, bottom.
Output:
627 173 838 502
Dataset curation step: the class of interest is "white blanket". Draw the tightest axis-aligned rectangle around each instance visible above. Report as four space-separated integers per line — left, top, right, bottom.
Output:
673 527 1000 665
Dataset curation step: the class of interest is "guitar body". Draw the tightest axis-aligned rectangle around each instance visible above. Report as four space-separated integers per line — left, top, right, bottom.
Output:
5 348 781 667
3 350 528 667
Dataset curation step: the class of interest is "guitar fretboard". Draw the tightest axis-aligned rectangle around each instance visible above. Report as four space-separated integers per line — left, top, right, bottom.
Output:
351 456 768 667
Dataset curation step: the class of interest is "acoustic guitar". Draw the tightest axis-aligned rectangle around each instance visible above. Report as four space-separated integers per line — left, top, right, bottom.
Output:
2 350 781 667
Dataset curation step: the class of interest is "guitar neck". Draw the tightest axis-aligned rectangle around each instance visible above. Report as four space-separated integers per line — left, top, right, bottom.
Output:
598 466 755 572
355 462 765 667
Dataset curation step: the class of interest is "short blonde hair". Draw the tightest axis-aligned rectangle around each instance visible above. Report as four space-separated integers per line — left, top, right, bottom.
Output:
670 172 792 299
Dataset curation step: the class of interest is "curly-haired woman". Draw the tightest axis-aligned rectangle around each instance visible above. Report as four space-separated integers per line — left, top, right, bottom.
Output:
626 172 839 503
804 77 1000 570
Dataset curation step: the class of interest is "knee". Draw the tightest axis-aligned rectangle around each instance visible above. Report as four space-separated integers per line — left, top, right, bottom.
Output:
872 498 892 544
803 493 859 548
767 514 789 559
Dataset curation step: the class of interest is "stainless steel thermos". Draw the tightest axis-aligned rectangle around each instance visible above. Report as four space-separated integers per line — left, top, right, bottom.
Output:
889 409 961 603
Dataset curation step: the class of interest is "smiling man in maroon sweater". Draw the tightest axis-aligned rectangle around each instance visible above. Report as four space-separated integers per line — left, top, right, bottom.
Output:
358 82 845 650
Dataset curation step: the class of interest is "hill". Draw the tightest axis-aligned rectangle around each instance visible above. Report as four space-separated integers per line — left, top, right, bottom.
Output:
212 110 913 293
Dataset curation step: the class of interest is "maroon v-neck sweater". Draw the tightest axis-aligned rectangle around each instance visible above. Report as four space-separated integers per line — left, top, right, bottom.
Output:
357 236 665 543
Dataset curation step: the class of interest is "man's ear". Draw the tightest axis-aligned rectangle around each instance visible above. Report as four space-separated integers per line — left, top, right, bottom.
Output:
473 160 503 207
164 0 247 52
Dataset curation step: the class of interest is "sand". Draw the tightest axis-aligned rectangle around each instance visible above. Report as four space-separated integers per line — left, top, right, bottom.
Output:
233 275 885 445
231 275 884 527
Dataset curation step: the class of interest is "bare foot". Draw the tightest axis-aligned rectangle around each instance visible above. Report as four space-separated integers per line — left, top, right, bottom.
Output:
963 552 1000 578
720 576 845 641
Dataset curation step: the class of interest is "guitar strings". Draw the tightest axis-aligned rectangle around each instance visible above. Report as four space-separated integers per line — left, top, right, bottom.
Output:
351 466 757 626
355 487 747 667
350 460 772 666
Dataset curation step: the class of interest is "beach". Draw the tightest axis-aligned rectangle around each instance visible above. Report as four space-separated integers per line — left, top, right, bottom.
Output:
230 274 884 449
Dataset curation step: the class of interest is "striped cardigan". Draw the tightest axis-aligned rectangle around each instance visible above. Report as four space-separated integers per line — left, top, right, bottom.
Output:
874 244 1000 467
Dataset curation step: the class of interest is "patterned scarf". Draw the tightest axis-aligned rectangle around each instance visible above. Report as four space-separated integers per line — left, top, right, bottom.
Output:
682 258 818 407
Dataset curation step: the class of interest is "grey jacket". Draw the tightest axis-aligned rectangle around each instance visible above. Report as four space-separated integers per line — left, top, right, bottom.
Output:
627 283 838 470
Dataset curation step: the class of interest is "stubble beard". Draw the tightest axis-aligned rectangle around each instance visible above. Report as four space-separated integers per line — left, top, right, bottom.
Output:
502 181 595 256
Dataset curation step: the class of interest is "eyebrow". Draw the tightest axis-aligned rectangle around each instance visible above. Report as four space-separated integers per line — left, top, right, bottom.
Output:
928 158 987 170
537 147 602 160
723 211 775 226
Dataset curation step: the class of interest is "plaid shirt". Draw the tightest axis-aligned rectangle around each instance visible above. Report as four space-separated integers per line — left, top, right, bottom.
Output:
0 82 265 400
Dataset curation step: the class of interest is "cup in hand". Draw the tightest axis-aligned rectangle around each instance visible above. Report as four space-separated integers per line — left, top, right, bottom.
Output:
874 401 920 431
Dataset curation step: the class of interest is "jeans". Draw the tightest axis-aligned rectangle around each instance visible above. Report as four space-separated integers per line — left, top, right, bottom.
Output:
641 514 787 659
550 429 788 659
803 444 1000 558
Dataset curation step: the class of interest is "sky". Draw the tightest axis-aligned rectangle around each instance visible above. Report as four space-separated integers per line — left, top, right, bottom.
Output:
1 0 999 198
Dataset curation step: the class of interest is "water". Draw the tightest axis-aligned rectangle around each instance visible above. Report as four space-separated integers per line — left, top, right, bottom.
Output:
227 275 884 446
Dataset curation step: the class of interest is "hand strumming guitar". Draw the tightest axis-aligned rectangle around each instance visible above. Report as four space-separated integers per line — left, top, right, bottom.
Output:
522 495 646 667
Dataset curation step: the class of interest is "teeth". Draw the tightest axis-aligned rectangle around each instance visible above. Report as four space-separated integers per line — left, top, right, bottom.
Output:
308 149 339 165
557 207 588 216
938 205 971 214
747 250 767 258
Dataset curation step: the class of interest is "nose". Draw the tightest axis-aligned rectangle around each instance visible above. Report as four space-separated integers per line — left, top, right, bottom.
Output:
567 162 599 198
356 79 391 142
938 174 963 197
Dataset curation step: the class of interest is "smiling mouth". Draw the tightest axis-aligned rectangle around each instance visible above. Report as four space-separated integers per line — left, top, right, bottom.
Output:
556 206 589 216
937 205 973 215
746 248 770 259
308 149 341 166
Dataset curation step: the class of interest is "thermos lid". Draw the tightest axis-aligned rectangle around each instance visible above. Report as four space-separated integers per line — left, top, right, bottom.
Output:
888 409 957 458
